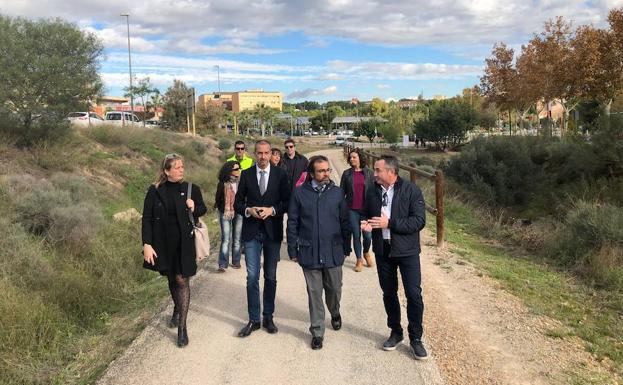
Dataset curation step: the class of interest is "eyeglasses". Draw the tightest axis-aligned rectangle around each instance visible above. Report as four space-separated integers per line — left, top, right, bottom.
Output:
285 145 294 148
316 168 332 173
382 192 388 207
235 147 245 151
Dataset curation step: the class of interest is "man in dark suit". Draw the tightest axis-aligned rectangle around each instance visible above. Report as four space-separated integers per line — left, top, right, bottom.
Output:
361 155 428 360
235 140 290 337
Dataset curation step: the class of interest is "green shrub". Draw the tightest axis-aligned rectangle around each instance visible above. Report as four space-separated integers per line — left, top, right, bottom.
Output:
0 113 72 148
191 140 207 157
548 201 623 285
218 138 231 151
445 136 623 212
6 174 104 252
48 202 103 253
86 125 128 147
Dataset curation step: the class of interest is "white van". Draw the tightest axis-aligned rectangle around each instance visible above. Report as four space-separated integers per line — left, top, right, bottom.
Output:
105 111 141 126
334 136 346 146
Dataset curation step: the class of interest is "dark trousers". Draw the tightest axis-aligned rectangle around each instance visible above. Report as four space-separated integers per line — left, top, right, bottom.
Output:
375 241 424 341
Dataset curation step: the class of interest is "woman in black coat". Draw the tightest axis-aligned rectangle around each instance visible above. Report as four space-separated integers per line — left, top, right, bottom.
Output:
142 153 207 347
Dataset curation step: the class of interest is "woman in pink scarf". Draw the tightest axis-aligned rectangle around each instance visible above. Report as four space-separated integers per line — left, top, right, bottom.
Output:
214 161 242 271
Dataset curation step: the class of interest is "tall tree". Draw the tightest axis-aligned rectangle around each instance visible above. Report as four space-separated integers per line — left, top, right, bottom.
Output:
124 77 157 125
162 80 191 131
0 16 103 144
196 103 226 133
415 100 477 150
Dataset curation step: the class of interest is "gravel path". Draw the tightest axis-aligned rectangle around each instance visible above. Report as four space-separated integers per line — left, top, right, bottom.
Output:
97 148 445 385
98 148 615 385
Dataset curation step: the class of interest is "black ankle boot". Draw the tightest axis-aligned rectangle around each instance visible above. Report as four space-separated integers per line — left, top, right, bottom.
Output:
168 312 179 328
177 326 188 347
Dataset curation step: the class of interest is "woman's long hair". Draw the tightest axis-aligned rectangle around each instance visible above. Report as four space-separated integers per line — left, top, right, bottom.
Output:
155 153 184 187
348 148 367 169
214 160 240 209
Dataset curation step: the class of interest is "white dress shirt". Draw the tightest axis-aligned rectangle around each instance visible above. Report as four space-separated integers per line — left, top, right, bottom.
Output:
381 184 394 240
245 164 276 217
255 163 271 191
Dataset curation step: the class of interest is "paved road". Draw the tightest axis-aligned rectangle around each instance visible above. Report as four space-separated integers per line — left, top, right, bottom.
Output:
97 149 445 385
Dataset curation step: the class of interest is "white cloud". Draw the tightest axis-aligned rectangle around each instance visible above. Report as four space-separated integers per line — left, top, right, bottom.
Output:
377 84 390 89
2 0 618 49
287 86 338 100
326 60 482 80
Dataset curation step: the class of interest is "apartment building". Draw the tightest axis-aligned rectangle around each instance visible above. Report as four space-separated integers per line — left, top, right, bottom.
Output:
197 89 282 113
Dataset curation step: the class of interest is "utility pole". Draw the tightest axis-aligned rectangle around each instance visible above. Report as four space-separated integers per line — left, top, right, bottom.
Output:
121 14 134 117
214 65 220 93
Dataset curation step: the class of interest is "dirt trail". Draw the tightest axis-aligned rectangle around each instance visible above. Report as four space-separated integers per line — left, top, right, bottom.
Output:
97 149 445 385
98 148 612 385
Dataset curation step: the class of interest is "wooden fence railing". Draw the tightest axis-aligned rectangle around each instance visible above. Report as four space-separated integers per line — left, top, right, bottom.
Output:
343 144 445 248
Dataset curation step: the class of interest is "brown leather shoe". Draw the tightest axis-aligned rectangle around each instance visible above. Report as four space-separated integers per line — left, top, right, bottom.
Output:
354 259 364 272
363 252 375 267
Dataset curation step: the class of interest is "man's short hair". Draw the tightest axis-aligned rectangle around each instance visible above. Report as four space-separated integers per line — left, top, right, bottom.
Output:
284 138 295 147
379 155 399 174
254 139 271 151
307 155 329 174
234 140 245 147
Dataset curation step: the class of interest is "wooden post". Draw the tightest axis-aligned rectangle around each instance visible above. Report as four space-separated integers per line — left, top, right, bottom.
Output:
410 169 417 183
435 170 444 248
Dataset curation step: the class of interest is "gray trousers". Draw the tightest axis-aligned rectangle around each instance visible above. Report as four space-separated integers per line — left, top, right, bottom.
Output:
302 266 343 338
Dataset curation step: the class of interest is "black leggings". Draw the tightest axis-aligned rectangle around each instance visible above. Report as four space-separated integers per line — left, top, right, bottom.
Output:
167 272 190 330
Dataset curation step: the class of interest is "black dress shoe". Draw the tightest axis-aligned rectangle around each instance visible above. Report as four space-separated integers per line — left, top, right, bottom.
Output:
168 312 179 328
311 336 323 350
331 314 342 331
238 321 260 337
177 326 189 348
262 318 278 334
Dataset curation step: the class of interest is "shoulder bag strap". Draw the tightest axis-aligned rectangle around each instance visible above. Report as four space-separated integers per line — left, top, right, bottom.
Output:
186 182 196 227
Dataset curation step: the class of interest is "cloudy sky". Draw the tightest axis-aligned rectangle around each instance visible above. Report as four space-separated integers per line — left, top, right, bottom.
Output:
3 0 622 102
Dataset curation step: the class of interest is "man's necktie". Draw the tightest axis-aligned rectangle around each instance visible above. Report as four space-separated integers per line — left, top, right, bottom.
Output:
259 170 266 195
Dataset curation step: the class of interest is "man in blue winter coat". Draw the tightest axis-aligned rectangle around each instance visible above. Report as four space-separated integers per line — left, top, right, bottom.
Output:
287 155 351 350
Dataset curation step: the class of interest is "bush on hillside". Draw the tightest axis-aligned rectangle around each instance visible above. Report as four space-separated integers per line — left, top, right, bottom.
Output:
218 138 231 151
547 201 623 288
6 174 103 252
444 136 623 211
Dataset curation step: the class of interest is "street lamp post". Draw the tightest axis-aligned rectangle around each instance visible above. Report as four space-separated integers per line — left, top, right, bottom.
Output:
120 14 134 117
214 65 220 93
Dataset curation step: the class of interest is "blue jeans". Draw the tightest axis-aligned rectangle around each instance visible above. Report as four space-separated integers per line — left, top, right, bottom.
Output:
348 209 372 258
218 212 242 268
244 231 281 322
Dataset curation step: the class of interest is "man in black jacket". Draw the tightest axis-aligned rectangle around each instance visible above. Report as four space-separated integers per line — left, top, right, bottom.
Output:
361 155 428 360
281 138 308 191
287 155 351 350
234 140 290 338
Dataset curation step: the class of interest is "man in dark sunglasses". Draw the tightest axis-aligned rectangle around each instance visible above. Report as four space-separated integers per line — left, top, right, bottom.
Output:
227 140 255 170
281 138 308 192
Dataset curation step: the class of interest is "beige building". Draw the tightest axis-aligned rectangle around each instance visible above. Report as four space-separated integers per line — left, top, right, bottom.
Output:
197 89 282 113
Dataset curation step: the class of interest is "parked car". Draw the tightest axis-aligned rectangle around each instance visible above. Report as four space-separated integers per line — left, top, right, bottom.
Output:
334 136 346 146
104 111 141 126
144 119 161 129
67 112 105 127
